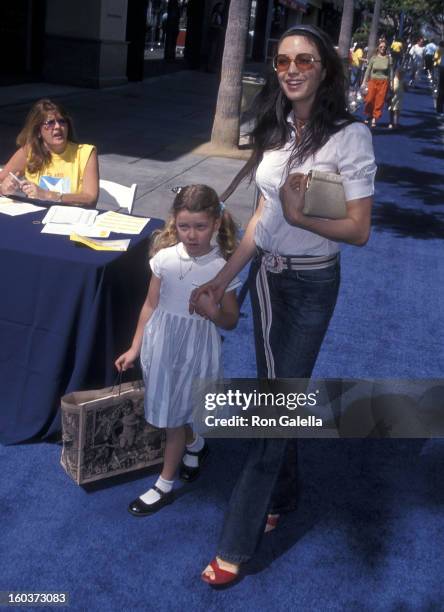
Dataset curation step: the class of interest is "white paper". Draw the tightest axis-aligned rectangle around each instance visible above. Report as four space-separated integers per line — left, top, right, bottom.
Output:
42 206 99 226
41 223 110 237
0 198 46 216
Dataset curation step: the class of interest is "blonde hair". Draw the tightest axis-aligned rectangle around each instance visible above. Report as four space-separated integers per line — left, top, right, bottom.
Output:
150 184 238 259
16 99 76 174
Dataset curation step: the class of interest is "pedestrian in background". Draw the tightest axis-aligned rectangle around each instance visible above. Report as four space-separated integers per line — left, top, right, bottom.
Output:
424 40 438 80
362 40 392 128
390 38 403 70
388 67 405 129
408 37 425 87
350 43 365 90
435 41 444 115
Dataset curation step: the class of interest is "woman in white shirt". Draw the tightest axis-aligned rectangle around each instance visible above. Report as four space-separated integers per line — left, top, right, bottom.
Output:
191 24 376 585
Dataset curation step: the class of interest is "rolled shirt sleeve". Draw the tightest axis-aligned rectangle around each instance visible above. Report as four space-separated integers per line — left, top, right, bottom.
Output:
337 123 377 201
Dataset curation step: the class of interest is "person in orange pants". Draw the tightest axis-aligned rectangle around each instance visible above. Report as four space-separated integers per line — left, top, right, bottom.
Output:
361 41 392 127
364 78 390 124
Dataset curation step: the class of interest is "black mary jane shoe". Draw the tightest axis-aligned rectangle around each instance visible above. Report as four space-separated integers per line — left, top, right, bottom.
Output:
179 442 209 483
128 485 174 516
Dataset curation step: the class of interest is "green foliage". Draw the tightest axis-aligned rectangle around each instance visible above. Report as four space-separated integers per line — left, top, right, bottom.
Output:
354 0 444 40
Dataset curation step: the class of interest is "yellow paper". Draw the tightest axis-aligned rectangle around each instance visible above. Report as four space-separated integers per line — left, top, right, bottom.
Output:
94 211 150 235
70 233 130 251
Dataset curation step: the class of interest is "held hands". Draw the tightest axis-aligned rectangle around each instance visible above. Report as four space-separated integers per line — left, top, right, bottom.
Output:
192 288 220 321
189 279 225 316
115 348 139 372
279 173 308 226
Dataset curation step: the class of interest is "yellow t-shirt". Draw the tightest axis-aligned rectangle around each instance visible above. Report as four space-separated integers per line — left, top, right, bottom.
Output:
25 142 95 194
351 48 363 67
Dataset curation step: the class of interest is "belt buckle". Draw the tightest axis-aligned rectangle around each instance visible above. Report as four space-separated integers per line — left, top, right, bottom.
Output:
263 252 285 274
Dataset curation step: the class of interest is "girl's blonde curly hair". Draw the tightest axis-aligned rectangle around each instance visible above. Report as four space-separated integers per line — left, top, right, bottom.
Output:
150 184 238 260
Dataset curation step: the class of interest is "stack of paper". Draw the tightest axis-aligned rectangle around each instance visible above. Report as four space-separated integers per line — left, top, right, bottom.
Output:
70 234 130 251
41 206 110 238
42 206 99 225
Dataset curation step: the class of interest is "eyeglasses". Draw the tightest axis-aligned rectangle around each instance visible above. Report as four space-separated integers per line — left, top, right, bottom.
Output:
42 118 68 129
273 53 322 73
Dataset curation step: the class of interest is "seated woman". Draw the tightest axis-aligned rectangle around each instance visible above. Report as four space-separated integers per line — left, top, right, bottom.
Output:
0 98 98 207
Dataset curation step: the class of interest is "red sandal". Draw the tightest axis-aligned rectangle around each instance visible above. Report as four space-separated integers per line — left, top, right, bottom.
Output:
264 513 280 533
201 558 240 586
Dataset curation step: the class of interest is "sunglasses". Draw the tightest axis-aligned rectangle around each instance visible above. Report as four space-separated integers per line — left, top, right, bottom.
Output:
273 53 322 73
42 118 68 129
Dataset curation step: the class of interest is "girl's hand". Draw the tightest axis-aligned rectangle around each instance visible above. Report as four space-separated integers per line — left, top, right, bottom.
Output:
194 288 219 321
279 173 308 226
21 181 46 200
115 348 139 372
189 279 225 315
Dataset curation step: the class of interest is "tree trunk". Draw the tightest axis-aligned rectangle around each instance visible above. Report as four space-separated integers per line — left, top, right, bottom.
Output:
337 0 354 85
367 0 382 59
338 0 354 61
211 0 251 149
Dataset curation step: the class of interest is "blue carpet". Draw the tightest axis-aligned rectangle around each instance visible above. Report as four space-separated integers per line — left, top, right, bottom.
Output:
2 79 444 611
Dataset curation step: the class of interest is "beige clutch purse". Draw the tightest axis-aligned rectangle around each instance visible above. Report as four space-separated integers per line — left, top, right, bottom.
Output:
303 169 347 219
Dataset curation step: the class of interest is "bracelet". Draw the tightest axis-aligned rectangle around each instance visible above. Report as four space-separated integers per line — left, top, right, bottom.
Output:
53 192 62 203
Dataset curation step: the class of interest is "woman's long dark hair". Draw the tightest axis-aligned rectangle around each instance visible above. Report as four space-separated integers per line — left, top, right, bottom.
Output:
252 25 356 169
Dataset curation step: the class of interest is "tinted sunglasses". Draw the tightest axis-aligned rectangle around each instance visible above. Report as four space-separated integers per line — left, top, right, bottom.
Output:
42 118 68 129
273 53 322 73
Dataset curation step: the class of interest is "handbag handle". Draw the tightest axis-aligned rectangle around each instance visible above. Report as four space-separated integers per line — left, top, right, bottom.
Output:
111 372 123 397
111 372 143 397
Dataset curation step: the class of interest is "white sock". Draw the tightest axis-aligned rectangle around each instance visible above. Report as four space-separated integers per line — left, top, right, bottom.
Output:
183 435 205 468
140 476 174 505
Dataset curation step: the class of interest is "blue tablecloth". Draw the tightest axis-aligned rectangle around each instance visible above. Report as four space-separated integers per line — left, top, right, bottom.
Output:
0 209 163 444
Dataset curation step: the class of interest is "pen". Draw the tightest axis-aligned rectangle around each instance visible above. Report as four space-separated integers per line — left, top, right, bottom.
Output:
8 172 26 187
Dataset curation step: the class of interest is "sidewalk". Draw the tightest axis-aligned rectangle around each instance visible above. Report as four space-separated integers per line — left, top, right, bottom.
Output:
0 71 259 227
2 71 444 611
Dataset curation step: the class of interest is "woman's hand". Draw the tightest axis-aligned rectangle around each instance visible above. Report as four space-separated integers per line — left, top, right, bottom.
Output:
21 181 47 200
279 173 308 226
193 288 220 321
115 348 139 372
0 173 20 196
189 278 225 315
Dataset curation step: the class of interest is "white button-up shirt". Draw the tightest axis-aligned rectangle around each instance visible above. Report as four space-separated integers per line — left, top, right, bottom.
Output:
255 120 377 256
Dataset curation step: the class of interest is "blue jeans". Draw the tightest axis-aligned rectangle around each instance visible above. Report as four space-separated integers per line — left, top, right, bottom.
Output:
217 254 340 563
350 66 362 89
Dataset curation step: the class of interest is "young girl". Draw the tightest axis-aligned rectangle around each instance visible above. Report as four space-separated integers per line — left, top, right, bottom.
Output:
115 184 240 515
